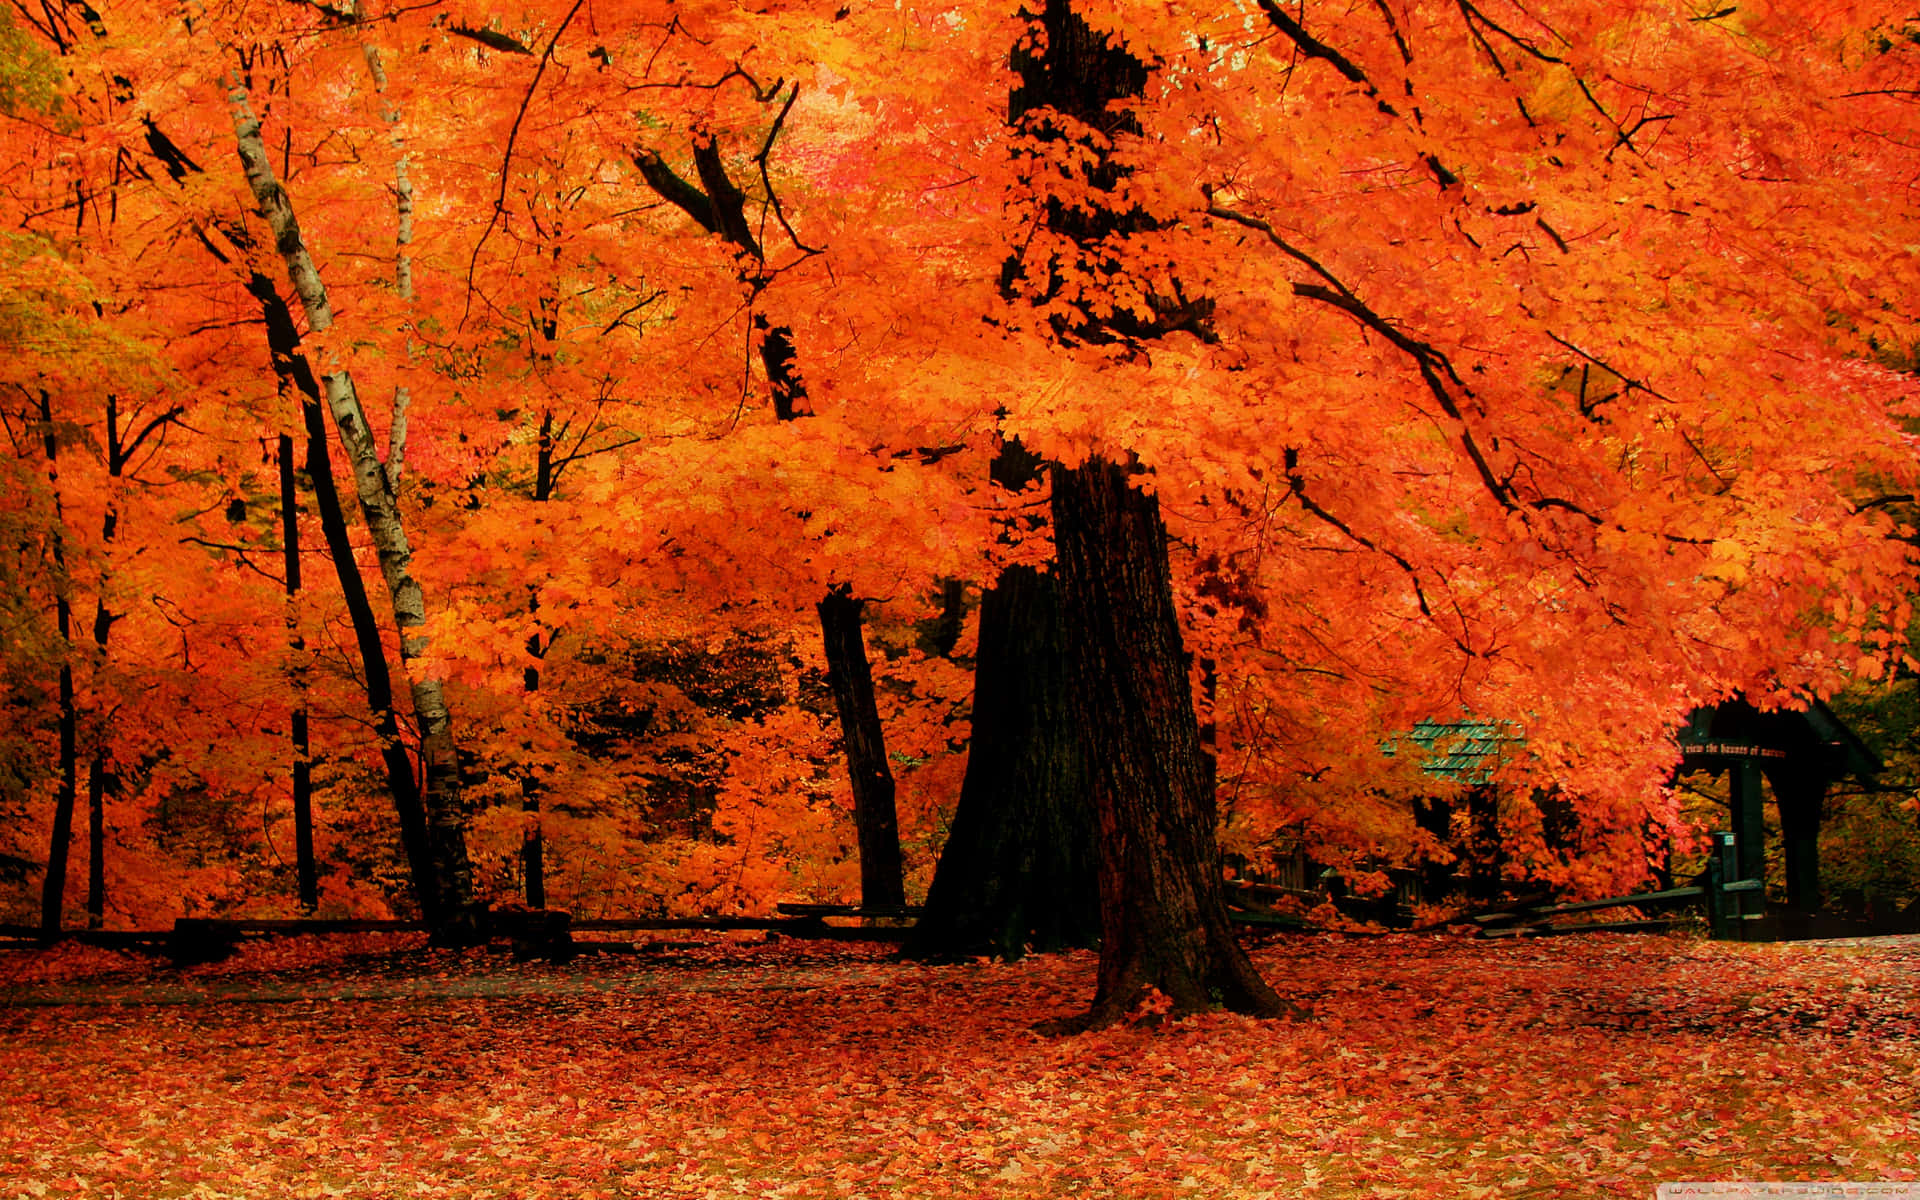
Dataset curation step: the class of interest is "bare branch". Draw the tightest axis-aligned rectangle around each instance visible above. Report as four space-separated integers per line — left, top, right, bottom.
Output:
461 0 588 330
753 83 825 257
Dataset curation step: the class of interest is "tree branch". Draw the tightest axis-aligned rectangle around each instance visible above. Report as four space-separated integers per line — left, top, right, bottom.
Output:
461 0 587 329
753 82 824 257
631 150 722 235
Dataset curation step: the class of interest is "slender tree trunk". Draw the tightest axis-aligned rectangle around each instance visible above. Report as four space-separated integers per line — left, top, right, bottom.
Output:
634 141 906 900
278 433 318 911
300 383 441 913
37 393 76 938
81 397 132 931
818 584 906 907
85 739 106 929
521 632 547 910
910 440 1097 959
42 657 76 937
521 411 555 910
766 284 900 907
230 83 474 934
1044 456 1285 1029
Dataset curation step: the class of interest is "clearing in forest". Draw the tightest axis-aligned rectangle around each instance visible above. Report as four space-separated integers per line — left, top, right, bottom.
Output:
3 932 1916 1199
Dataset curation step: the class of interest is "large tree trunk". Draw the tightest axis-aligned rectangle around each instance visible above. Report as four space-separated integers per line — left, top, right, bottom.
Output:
231 85 473 934
818 584 906 908
1044 456 1286 1030
909 440 1097 959
1005 0 1283 1027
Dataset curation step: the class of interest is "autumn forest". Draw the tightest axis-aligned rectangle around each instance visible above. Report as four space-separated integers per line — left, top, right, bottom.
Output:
6 0 1920 1028
6 0 1920 1194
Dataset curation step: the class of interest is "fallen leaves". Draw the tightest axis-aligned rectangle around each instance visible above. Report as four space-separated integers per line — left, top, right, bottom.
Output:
1 932 1915 1198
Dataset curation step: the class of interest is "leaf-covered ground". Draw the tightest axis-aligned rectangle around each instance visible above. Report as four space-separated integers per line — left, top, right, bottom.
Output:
2 932 1916 1199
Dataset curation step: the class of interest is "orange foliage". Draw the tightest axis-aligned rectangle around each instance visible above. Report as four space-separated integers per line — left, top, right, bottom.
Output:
1 0 1917 919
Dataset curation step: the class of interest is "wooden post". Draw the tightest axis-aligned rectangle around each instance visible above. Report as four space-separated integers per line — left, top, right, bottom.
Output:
1707 830 1765 940
1706 831 1732 938
1732 758 1767 892
1771 767 1824 913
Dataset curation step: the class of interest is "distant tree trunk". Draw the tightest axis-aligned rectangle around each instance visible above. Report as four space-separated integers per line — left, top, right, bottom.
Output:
278 432 319 912
634 138 907 901
79 394 157 930
910 440 1097 959
1770 764 1825 914
1464 783 1503 899
521 628 547 910
818 584 906 907
1412 793 1454 900
1044 456 1286 1029
84 738 106 929
521 411 556 910
36 391 77 938
231 85 474 935
42 656 76 938
83 438 116 931
922 577 967 659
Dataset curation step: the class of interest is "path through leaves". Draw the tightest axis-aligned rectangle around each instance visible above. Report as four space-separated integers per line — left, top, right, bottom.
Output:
2 933 1915 1198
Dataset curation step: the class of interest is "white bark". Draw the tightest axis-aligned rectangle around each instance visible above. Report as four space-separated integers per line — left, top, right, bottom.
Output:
228 80 470 915
360 37 415 485
227 83 425 655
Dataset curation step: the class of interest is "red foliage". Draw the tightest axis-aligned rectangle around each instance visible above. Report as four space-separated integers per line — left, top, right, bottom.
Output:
3 933 1916 1196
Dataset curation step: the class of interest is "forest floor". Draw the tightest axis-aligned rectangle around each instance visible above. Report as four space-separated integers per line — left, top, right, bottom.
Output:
1 929 1916 1199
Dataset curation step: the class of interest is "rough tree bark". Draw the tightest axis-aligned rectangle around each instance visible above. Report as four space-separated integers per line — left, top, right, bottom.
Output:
908 439 1097 959
1047 458 1284 1026
229 83 474 934
1008 0 1287 1028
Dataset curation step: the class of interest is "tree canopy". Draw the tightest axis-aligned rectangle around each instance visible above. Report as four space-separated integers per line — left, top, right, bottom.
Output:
3 0 1917 973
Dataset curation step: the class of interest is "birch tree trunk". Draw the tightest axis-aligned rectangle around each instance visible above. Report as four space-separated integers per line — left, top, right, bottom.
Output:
228 82 474 934
246 270 438 915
